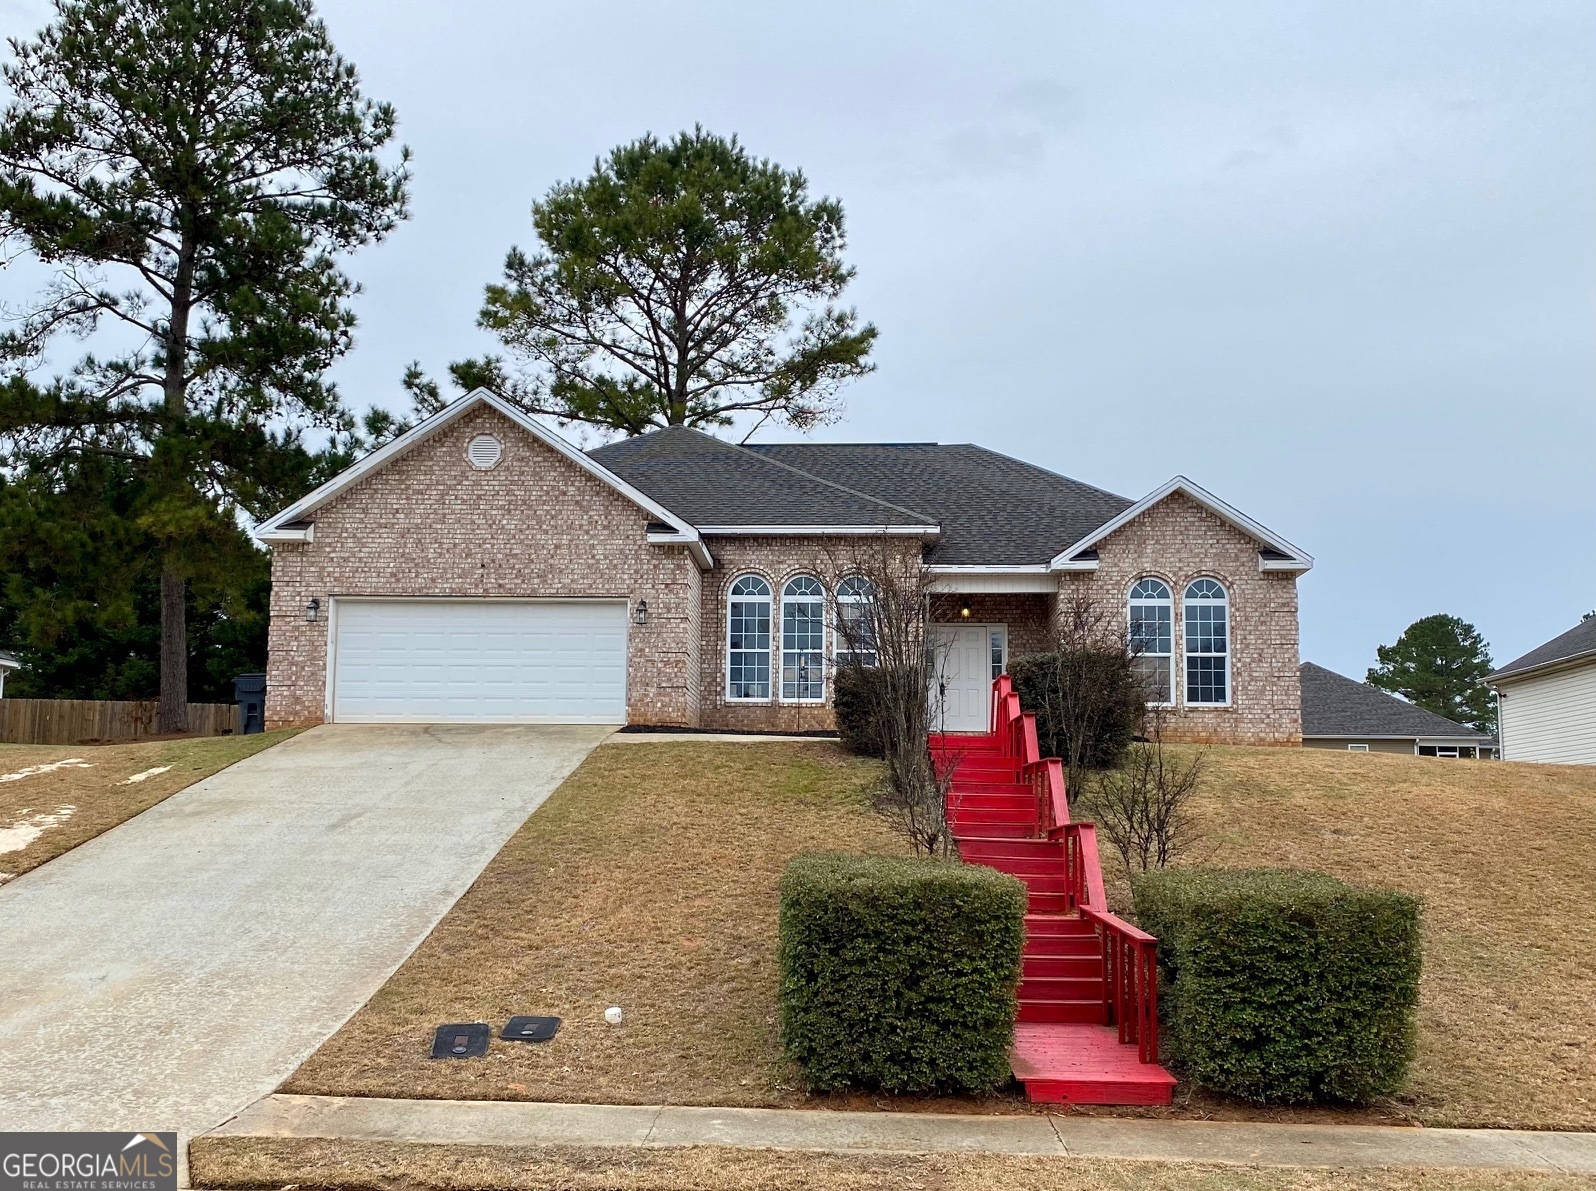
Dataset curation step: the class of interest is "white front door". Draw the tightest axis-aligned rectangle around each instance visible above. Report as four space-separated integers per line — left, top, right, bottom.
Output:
930 624 1003 733
330 598 629 724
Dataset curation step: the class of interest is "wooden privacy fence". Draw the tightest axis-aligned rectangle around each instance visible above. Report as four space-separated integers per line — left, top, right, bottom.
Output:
0 698 241 745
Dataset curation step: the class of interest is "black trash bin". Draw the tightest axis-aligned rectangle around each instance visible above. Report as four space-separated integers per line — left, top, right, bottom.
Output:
234 673 267 735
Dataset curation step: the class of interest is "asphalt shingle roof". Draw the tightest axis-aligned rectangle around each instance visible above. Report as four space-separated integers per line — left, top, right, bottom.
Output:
589 427 936 529
1299 662 1490 741
590 427 1135 566
0 650 17 668
1490 616 1596 683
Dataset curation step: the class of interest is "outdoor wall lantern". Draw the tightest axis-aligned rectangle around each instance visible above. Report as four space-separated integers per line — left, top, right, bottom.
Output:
634 600 648 626
959 600 973 620
305 597 321 623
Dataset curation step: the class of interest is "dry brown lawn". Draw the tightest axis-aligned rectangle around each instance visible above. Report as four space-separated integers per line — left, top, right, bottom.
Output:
1109 747 1596 1132
189 1136 1596 1191
0 730 298 883
285 741 907 1107
284 740 1596 1133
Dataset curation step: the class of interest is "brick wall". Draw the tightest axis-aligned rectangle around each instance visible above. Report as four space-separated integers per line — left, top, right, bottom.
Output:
928 593 1053 661
265 405 702 728
1060 490 1302 745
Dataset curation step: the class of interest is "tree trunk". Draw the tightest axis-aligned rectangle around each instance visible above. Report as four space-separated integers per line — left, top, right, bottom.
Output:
156 233 196 735
158 565 188 733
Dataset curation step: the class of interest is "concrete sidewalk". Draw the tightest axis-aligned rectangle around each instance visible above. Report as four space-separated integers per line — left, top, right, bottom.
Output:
206 1093 1596 1174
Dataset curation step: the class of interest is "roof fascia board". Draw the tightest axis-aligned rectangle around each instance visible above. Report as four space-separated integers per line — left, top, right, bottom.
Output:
697 524 940 537
1306 732 1489 743
257 523 314 544
646 529 713 568
253 390 706 559
1047 476 1314 572
1490 647 1596 686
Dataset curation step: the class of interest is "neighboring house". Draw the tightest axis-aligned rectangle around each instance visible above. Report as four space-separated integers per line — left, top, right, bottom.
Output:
1300 662 1496 758
253 389 1312 741
1489 616 1596 765
0 650 17 698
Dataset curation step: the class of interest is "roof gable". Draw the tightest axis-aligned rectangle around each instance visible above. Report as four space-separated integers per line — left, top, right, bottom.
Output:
1491 616 1596 684
254 390 708 564
1049 476 1313 574
1300 662 1489 740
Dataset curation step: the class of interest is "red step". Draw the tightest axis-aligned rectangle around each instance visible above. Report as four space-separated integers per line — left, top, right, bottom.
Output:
1012 1023 1175 1105
1023 955 1101 979
955 822 1033 839
1017 999 1106 1024
1020 976 1103 1002
1027 892 1071 914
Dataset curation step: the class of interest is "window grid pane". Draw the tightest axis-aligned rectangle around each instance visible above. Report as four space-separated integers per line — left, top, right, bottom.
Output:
782 585 825 700
728 594 771 699
1183 580 1228 706
1129 579 1174 704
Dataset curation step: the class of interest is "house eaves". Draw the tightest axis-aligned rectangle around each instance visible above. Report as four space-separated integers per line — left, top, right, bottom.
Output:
1048 476 1313 574
253 389 713 568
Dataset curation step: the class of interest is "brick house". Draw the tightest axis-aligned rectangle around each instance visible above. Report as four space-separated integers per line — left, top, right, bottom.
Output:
255 389 1312 743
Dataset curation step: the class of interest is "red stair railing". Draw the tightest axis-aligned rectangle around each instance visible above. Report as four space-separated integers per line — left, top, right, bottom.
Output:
979 676 1162 1066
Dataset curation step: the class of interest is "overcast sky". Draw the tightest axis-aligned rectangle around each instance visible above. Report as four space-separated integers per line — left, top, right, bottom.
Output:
4 0 1592 680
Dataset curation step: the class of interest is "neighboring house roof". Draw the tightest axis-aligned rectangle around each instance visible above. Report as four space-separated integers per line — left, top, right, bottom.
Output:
1299 662 1491 742
1489 617 1596 684
588 428 943 533
0 650 18 671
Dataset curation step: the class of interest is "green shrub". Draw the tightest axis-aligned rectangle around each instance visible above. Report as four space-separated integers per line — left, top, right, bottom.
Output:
1008 650 1141 773
1132 867 1421 1104
832 665 887 757
779 852 1025 1093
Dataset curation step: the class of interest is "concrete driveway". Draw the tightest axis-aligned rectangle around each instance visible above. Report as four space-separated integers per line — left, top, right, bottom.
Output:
0 723 610 1148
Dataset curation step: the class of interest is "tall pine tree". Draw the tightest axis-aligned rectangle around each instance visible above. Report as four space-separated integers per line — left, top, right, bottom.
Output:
1367 613 1497 734
0 0 409 730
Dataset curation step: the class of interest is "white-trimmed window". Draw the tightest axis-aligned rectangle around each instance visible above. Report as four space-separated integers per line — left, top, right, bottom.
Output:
781 575 826 701
1183 578 1230 706
726 575 772 700
834 576 877 668
1348 744 1370 752
1128 578 1174 704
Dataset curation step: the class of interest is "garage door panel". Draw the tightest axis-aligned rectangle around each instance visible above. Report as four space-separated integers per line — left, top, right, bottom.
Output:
332 600 628 724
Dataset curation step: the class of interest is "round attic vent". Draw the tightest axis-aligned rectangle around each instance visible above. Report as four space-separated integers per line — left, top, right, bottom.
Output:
466 434 502 471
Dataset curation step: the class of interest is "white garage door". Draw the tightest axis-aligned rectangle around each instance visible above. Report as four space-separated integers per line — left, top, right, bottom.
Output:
331 599 628 724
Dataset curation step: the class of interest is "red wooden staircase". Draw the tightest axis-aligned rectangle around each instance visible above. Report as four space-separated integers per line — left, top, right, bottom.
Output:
932 676 1176 1105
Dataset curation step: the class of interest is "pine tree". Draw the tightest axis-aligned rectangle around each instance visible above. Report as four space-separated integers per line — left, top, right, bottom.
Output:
1367 614 1497 734
431 128 875 439
0 0 409 730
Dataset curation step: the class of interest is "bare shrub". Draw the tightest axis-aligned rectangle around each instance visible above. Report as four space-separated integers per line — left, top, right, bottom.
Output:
1010 588 1146 799
1082 708 1206 875
827 536 958 858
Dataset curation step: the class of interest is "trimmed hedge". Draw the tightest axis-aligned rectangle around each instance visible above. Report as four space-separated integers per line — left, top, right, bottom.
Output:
1133 867 1421 1104
1008 650 1140 772
779 852 1026 1094
832 665 887 757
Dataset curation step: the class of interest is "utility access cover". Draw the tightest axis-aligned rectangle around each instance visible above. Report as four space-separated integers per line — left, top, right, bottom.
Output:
430 1022 489 1059
502 1015 561 1043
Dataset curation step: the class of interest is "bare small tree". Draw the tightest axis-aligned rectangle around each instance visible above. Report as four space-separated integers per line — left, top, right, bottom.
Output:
827 535 959 858
1081 706 1206 875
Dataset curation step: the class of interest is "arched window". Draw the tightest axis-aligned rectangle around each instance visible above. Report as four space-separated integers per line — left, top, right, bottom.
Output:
834 576 878 668
726 575 772 700
1183 578 1229 706
1128 578 1174 705
781 576 826 701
